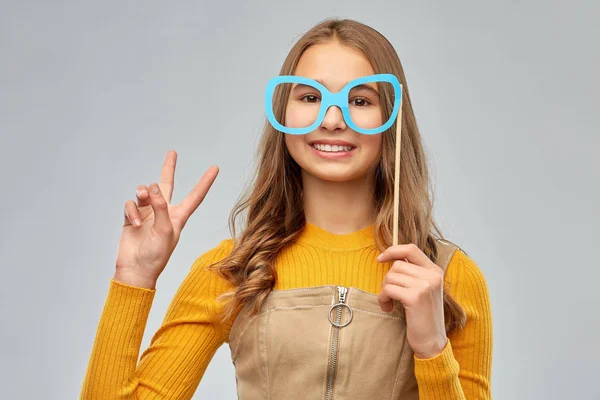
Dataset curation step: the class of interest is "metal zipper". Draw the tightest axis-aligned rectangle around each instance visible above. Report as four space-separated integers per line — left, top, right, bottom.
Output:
325 286 353 400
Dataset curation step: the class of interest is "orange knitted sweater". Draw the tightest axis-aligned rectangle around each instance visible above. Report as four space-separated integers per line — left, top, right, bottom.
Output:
80 222 493 399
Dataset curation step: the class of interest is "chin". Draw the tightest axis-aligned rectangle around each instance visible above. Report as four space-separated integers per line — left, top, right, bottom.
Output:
303 166 365 183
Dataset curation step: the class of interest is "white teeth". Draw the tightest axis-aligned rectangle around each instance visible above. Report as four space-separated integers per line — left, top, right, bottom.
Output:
312 143 354 152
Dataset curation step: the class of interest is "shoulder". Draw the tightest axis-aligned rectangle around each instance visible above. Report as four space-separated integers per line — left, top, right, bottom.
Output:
162 239 238 333
443 244 491 305
192 238 235 267
185 238 237 294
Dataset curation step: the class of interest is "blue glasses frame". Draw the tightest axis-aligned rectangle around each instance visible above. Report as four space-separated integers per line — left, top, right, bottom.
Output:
264 73 402 135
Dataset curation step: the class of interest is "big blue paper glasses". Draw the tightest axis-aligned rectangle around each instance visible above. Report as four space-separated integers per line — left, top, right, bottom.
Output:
264 74 402 135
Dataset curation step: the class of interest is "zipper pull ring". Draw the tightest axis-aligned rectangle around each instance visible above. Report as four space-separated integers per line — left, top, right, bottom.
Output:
328 286 353 328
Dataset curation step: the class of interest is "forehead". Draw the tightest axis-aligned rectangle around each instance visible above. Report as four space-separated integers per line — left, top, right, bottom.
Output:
293 41 375 92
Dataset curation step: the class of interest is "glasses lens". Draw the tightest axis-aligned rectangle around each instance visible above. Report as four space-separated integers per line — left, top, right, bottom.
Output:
347 81 396 131
271 81 323 129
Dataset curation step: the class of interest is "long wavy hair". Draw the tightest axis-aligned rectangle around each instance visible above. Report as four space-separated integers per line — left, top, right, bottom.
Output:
207 18 466 333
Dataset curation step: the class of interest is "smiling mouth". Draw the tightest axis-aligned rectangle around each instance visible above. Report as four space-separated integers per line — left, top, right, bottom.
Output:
309 143 356 153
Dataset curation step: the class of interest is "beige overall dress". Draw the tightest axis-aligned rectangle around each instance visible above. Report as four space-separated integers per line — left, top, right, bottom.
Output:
228 239 461 400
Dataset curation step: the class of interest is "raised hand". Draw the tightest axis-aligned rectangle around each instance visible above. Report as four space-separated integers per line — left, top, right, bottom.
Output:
114 150 219 289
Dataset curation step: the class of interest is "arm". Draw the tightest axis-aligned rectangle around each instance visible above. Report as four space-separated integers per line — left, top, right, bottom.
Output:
413 250 494 399
80 240 236 399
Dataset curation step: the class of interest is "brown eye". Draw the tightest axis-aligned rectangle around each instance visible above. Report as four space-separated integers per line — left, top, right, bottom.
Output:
350 98 371 107
301 95 320 103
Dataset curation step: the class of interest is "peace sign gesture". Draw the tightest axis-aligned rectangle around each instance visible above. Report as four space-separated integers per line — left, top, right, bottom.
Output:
114 150 219 289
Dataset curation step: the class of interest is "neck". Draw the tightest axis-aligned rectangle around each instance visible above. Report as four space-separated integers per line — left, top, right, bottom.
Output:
302 170 376 235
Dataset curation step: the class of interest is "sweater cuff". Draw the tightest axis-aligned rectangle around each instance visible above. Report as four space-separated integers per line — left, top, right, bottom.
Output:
110 277 157 294
100 278 156 355
106 278 156 321
413 339 461 391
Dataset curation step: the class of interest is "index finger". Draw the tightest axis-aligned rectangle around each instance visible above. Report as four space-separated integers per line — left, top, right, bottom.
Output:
178 165 220 223
377 244 433 269
159 150 177 203
377 286 395 312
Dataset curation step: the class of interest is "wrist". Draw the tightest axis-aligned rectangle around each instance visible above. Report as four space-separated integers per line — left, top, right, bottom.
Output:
414 336 448 360
113 268 158 290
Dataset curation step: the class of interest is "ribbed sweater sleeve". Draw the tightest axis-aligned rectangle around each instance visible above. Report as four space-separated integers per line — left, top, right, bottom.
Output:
80 239 235 399
413 249 494 399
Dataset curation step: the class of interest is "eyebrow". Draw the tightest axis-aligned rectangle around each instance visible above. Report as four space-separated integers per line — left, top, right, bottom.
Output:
290 83 320 92
290 80 380 96
350 84 379 97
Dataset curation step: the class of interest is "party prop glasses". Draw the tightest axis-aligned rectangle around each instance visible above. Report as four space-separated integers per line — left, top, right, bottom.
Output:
264 74 402 135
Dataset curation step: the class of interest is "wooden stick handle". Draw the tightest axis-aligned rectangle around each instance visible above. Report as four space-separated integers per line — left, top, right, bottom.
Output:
393 85 403 247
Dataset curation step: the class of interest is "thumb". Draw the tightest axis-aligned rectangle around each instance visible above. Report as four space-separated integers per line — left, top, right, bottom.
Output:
148 183 172 234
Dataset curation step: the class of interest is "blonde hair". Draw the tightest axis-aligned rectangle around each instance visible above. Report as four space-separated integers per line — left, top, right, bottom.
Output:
207 18 466 333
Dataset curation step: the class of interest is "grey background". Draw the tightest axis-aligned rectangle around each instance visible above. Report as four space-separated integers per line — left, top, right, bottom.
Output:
1 0 598 399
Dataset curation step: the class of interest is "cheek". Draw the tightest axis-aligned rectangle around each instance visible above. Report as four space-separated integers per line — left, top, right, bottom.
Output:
351 112 383 131
360 135 383 157
285 107 316 129
284 134 305 159
285 109 298 127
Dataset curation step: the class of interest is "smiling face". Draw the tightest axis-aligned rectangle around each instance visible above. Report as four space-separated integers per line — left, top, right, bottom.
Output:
284 40 383 183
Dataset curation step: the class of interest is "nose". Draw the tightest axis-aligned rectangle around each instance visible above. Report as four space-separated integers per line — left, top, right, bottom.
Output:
320 105 347 132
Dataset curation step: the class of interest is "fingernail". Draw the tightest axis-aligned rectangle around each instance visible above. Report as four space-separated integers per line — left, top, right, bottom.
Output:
151 185 159 194
376 253 383 261
134 219 142 227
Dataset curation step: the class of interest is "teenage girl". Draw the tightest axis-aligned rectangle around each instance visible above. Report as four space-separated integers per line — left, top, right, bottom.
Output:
80 18 493 399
